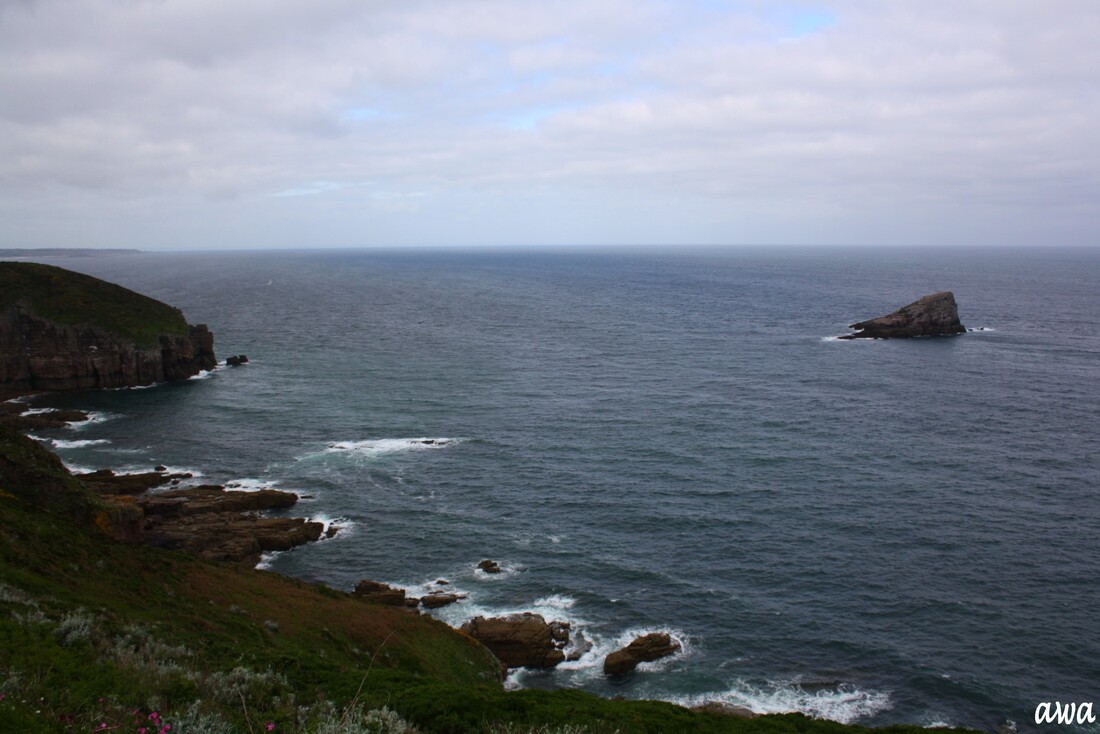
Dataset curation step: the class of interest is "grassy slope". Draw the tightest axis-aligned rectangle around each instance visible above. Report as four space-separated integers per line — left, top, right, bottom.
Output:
0 427 978 734
0 262 189 349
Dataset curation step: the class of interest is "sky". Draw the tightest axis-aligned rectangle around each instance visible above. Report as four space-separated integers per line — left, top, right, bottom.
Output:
1 0 1098 250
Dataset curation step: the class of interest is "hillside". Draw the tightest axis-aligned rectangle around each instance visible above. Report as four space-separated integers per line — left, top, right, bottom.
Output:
0 262 216 396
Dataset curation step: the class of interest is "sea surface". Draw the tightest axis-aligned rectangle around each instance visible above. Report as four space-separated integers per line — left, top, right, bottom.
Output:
14 246 1100 732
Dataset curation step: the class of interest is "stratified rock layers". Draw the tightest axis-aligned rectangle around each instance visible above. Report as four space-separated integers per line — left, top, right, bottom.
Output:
0 310 216 394
0 262 216 396
841 291 965 339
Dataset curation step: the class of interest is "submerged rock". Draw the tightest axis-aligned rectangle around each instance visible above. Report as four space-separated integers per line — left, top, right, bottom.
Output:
460 613 569 669
603 632 681 676
840 291 965 340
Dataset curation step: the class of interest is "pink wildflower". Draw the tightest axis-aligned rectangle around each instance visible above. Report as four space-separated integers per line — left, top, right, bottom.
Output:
139 729 147 734
266 724 276 731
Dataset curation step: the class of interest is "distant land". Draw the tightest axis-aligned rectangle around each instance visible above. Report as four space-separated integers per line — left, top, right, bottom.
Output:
0 248 141 258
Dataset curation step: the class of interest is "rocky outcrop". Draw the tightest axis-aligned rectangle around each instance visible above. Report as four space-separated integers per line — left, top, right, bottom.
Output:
841 292 965 340
478 559 501 574
353 580 410 607
0 262 216 397
603 632 681 676
0 409 89 431
460 614 570 669
78 467 321 565
420 592 464 609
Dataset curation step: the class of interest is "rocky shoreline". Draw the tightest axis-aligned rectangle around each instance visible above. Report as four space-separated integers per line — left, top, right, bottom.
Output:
5 401 698 690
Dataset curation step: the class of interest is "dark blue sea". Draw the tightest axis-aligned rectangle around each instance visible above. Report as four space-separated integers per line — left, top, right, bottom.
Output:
16 246 1100 732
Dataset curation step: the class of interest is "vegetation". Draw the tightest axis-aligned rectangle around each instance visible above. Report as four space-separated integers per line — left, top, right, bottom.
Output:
0 262 189 348
0 426 978 733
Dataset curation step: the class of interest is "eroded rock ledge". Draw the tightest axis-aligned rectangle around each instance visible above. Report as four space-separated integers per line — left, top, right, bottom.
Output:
84 468 322 566
841 291 966 340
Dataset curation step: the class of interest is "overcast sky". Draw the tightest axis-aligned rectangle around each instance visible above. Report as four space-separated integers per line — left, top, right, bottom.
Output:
1 1 1097 249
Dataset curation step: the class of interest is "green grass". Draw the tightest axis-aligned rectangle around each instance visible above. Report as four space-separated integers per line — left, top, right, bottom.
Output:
0 262 189 349
0 427 981 734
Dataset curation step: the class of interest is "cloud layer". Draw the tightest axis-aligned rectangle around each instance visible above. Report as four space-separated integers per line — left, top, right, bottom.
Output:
2 0 1098 248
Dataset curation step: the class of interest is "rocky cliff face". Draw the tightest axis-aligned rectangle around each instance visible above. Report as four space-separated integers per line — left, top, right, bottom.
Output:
841 291 966 339
0 263 216 396
0 309 216 395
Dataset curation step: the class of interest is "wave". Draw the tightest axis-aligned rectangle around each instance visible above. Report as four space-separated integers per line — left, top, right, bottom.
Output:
305 514 354 539
189 368 216 380
68 411 118 429
224 477 277 492
301 437 466 461
48 438 111 449
671 679 892 725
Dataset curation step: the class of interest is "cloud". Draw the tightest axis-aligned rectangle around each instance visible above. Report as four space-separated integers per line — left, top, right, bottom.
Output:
0 0 1098 247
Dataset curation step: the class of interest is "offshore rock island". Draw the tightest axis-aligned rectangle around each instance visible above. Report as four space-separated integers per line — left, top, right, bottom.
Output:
0 262 216 397
841 291 966 340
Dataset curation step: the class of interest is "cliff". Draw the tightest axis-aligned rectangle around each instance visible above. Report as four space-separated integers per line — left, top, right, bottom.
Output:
841 291 966 340
0 262 216 397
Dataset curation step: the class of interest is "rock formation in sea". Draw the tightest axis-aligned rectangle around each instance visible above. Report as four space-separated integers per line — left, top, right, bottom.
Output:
603 632 681 676
80 469 324 566
460 613 570 669
840 291 966 340
0 262 216 396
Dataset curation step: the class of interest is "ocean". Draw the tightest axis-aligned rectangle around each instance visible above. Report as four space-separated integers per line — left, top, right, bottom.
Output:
16 246 1100 732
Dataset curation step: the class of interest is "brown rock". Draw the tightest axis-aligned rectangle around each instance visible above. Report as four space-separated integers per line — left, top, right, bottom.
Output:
478 559 501 573
90 495 144 544
419 592 464 609
841 291 966 340
352 580 407 606
460 613 568 669
142 514 322 566
78 469 191 496
138 486 299 515
603 632 681 676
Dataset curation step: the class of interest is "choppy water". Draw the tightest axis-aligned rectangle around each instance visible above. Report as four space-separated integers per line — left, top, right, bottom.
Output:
15 246 1100 732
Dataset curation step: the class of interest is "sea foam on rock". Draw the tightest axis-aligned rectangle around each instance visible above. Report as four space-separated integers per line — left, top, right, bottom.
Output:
603 631 682 676
460 613 571 669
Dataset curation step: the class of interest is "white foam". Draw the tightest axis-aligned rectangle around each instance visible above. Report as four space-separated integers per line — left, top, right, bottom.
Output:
967 327 995 333
558 625 692 674
474 562 523 581
317 437 464 459
189 369 216 380
68 411 118 428
49 438 111 449
306 514 354 539
255 551 281 570
20 408 56 415
224 478 277 492
672 680 892 725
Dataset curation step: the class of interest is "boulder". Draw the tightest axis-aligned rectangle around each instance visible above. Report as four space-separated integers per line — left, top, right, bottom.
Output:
460 613 569 669
603 632 681 676
478 559 501 574
841 292 965 340
352 580 407 606
419 592 464 609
